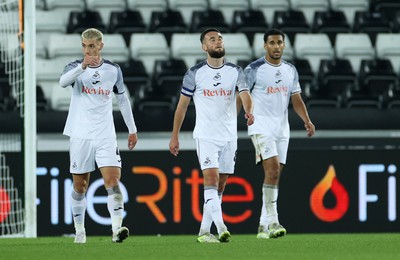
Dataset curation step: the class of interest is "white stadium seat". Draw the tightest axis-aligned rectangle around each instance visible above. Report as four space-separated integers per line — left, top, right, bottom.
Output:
126 0 168 25
249 0 290 25
294 33 334 73
102 34 129 63
375 33 400 74
220 33 252 64
289 0 330 24
47 33 82 62
168 0 208 25
335 33 375 73
170 33 206 68
209 0 249 24
330 0 369 26
130 33 170 75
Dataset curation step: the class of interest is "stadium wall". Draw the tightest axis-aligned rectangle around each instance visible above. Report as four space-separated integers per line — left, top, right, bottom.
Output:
2 133 400 236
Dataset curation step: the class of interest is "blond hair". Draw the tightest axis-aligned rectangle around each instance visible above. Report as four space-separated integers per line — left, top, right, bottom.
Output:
81 28 103 42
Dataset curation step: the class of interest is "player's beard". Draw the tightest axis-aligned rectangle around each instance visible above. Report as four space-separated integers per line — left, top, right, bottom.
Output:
269 51 282 60
208 48 225 59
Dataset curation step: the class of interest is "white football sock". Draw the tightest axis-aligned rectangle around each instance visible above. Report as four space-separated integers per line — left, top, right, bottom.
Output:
71 189 86 232
106 185 124 233
198 192 223 236
260 184 279 227
203 186 227 235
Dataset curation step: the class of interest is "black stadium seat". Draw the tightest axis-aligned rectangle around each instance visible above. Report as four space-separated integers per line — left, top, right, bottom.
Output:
353 11 392 45
67 10 106 34
190 10 230 33
312 10 351 45
108 10 146 46
149 10 187 45
272 10 310 44
231 10 268 43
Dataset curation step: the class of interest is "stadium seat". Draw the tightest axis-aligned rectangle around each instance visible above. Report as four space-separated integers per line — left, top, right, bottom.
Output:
136 100 175 131
36 58 67 99
36 10 67 43
220 33 253 64
231 10 268 43
312 10 351 45
252 33 294 61
170 33 206 68
119 59 150 105
316 58 357 106
208 0 250 24
335 33 375 73
129 33 170 75
86 0 127 26
126 0 168 26
330 0 369 27
375 33 400 74
108 10 146 46
66 10 107 34
151 58 187 99
294 33 334 74
353 11 392 46
50 83 72 111
101 34 130 63
370 0 400 21
289 0 330 24
36 37 47 59
45 0 85 11
148 10 187 45
249 0 290 25
167 0 209 25
47 34 82 62
190 10 230 33
358 59 399 99
272 10 310 44
291 58 315 99
36 85 49 111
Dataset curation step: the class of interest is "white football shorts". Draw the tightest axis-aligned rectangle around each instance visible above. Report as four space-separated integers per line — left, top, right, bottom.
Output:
195 138 237 174
250 134 289 165
69 138 121 174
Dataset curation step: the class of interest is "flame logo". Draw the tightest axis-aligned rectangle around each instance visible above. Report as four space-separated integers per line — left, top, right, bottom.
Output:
310 165 349 222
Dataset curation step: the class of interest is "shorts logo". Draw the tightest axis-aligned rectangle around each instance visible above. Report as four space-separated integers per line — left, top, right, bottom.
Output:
203 157 211 166
265 147 271 154
72 162 77 170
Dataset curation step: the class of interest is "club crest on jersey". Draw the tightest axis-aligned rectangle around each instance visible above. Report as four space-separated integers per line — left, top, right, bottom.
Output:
274 70 282 79
91 71 100 80
203 157 211 166
213 73 221 81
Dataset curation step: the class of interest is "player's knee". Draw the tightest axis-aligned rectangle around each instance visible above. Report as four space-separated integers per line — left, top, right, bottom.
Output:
104 176 120 188
203 175 218 186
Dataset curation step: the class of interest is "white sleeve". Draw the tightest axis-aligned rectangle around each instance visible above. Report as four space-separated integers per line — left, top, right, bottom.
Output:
115 92 137 134
59 62 85 88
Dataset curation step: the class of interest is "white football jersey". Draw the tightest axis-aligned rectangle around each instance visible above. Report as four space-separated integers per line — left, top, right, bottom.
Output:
181 61 249 141
244 57 301 139
60 59 126 139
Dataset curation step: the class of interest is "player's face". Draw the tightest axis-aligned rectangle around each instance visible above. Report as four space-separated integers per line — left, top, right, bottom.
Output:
202 31 225 59
264 35 285 61
81 38 103 57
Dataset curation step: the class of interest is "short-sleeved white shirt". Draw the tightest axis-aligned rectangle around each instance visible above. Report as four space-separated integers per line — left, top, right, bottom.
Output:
244 57 301 139
61 59 126 139
181 61 250 141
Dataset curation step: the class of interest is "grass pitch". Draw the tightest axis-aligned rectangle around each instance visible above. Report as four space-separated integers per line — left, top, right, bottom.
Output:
1 233 399 260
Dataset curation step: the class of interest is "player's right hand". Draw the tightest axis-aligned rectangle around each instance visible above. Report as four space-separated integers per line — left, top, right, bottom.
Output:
169 136 180 156
82 55 99 69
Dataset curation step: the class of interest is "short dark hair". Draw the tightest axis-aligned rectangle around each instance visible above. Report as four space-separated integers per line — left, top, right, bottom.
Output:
263 28 285 43
200 28 221 43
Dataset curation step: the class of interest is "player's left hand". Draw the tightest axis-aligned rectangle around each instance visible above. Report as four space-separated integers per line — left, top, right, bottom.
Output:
128 133 138 150
305 121 315 137
245 113 254 126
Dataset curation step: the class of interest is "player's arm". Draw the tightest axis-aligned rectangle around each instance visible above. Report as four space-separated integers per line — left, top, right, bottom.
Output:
169 95 191 156
236 91 243 115
291 93 315 137
238 90 254 126
59 61 85 88
115 92 138 150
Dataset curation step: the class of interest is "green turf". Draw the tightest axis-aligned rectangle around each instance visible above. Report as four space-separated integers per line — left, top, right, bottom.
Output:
1 234 399 260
